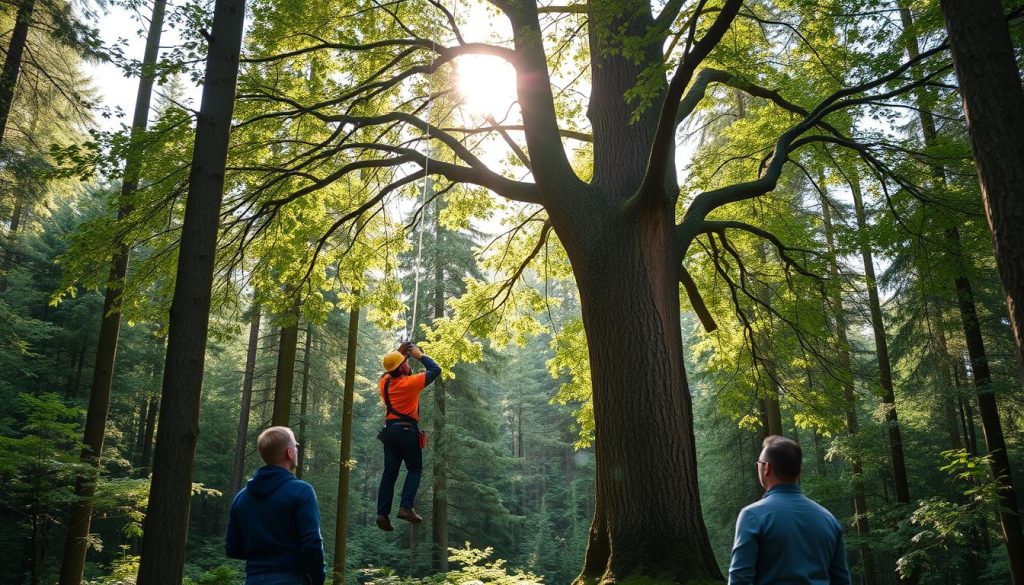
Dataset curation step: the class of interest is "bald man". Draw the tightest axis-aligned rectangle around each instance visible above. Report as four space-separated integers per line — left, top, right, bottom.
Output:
226 426 326 585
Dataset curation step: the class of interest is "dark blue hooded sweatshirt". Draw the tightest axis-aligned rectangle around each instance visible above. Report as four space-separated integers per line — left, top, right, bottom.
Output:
225 465 326 585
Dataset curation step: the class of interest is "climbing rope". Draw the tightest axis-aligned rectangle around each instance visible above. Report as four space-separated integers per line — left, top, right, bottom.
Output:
406 23 438 341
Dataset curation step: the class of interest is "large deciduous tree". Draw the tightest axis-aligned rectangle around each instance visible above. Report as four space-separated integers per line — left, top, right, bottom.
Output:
234 0 956 580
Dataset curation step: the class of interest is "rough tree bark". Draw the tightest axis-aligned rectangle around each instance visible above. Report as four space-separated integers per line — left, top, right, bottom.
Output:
230 306 261 496
58 1 167 582
940 0 1024 387
135 0 246 581
332 295 360 583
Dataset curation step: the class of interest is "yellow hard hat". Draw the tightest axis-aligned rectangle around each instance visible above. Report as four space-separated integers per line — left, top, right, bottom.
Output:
382 350 406 372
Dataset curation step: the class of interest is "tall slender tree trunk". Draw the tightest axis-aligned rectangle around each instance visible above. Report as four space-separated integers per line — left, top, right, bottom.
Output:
58 2 167 582
755 244 783 437
848 176 911 505
821 190 877 585
940 0 1024 388
135 0 246 580
134 396 150 460
295 326 313 478
332 296 360 584
952 259 1024 581
899 3 964 455
139 394 158 474
231 306 261 496
273 305 300 427
431 204 449 572
0 0 35 146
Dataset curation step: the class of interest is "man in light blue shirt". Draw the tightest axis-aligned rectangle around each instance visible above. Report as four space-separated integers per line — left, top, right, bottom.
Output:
729 435 852 585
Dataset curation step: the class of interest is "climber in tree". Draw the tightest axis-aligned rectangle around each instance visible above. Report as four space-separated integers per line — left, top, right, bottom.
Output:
375 341 441 531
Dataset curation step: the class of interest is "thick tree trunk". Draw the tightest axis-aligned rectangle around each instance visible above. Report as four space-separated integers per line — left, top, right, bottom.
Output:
296 326 313 478
231 306 261 496
940 0 1024 387
58 1 166 582
848 177 911 505
568 210 721 583
821 192 877 585
332 297 360 583
272 307 299 427
431 207 449 571
0 0 34 146
135 0 246 581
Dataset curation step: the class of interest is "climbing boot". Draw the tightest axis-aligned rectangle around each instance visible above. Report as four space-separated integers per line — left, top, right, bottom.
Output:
397 507 423 524
376 514 394 531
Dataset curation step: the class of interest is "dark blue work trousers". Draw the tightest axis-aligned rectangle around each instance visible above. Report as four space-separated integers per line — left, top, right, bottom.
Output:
376 422 422 516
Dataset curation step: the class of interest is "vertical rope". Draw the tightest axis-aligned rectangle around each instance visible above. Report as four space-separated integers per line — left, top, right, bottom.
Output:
409 25 436 339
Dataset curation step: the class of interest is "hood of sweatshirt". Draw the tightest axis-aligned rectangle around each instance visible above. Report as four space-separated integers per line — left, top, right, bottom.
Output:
246 465 295 498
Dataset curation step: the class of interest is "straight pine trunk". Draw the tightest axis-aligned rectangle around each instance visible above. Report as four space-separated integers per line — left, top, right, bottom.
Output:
58 1 167 582
952 254 1024 582
135 0 246 581
332 297 360 583
139 394 158 474
848 177 911 505
755 244 783 437
296 326 313 478
231 306 261 496
0 194 24 290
